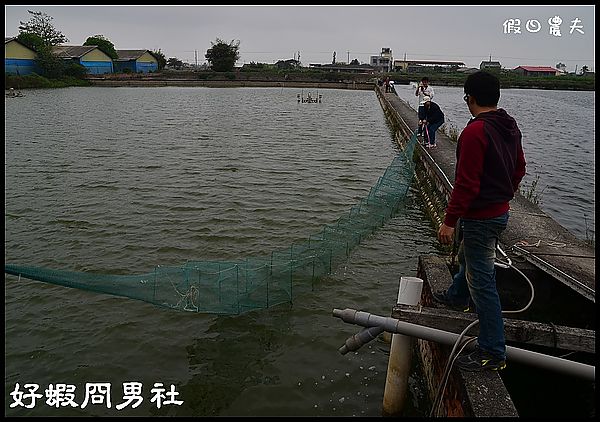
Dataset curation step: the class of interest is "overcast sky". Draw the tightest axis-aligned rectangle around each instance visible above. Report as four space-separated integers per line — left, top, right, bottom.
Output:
4 5 595 72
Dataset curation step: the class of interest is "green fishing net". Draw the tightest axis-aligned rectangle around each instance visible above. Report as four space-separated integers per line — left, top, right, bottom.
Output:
5 134 417 314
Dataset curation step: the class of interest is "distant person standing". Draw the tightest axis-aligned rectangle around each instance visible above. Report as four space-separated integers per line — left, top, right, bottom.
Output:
415 77 434 136
385 76 391 93
434 71 526 372
422 96 444 148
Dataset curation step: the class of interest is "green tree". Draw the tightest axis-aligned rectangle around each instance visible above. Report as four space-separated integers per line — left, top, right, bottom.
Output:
18 10 68 46
34 45 66 78
167 57 184 69
63 62 88 78
84 35 118 59
151 49 166 70
205 38 240 72
16 32 45 52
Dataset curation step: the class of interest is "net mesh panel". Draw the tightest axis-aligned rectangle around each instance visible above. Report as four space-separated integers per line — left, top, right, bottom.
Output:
5 134 418 314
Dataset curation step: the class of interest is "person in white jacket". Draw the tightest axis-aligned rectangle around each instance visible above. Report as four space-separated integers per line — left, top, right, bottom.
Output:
415 77 434 136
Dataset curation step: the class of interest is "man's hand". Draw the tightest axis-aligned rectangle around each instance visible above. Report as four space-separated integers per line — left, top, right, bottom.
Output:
437 223 455 245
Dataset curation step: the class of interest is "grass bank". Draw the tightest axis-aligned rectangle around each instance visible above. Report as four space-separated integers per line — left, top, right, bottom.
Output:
5 74 92 89
6 69 595 92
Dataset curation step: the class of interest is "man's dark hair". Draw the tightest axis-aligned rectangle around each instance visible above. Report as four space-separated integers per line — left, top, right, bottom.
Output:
421 76 429 82
464 71 500 107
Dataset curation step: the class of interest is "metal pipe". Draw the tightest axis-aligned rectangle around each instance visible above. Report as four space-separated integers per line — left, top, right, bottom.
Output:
512 244 595 297
332 308 594 382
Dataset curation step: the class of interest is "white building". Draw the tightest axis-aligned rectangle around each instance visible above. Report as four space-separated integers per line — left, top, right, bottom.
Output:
370 47 393 72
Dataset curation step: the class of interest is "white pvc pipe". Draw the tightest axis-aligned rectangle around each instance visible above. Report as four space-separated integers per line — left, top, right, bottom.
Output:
333 308 595 382
383 277 424 416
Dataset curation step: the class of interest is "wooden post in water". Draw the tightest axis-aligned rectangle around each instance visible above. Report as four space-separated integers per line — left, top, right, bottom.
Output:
382 276 423 416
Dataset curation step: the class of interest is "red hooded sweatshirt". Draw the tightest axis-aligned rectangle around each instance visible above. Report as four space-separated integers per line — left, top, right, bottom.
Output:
443 108 526 228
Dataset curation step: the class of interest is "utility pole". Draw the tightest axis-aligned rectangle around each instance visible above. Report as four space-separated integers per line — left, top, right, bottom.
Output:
347 50 350 63
195 50 198 67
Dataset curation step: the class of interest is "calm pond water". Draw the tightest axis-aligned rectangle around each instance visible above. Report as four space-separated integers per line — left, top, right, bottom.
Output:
5 86 439 416
394 84 595 242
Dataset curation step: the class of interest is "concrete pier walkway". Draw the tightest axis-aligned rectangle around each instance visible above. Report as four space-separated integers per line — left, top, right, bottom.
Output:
381 87 595 303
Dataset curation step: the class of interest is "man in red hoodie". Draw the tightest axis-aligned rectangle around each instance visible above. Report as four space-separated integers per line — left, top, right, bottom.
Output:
434 71 526 371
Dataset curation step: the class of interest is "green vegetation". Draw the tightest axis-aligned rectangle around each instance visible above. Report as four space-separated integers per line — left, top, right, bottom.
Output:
520 174 546 205
9 10 172 88
18 10 68 45
386 71 594 91
8 10 594 91
440 123 460 142
16 32 45 52
13 10 89 86
583 214 595 247
167 57 184 69
33 45 65 78
5 73 92 89
240 61 270 71
84 35 118 59
496 72 594 91
205 38 240 72
161 66 594 90
151 49 166 70
236 66 372 83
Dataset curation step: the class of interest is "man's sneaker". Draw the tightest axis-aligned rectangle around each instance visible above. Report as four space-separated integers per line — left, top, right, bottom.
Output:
432 290 471 312
455 347 506 372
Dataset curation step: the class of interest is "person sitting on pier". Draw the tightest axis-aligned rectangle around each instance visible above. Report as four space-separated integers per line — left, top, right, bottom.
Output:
435 71 526 372
421 96 444 148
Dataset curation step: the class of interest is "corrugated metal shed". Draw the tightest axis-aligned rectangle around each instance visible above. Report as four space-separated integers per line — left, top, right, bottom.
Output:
515 66 559 72
52 45 98 58
115 50 151 61
5 37 38 75
52 45 113 74
114 50 158 73
513 66 558 76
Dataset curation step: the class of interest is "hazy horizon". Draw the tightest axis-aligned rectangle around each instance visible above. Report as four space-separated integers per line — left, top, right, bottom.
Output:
4 5 595 72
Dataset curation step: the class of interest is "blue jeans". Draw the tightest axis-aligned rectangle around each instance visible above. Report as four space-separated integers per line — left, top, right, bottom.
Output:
446 212 509 359
425 119 444 145
417 106 426 134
